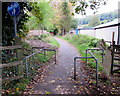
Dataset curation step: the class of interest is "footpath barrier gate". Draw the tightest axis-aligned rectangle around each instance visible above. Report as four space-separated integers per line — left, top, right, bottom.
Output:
25 48 57 78
74 48 104 86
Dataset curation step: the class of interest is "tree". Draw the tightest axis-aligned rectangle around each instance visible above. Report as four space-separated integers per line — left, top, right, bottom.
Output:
71 0 107 15
88 15 100 27
60 1 72 35
71 18 78 29
50 1 63 34
2 2 31 46
50 1 73 35
29 2 54 32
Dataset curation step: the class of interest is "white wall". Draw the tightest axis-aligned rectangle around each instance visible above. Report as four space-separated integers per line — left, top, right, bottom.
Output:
96 26 118 44
79 26 118 44
79 30 96 37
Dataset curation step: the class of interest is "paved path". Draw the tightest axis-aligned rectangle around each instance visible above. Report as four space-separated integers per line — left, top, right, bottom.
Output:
30 38 88 94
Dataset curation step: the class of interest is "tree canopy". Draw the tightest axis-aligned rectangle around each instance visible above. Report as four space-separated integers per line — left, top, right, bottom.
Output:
72 0 107 15
2 0 109 45
78 9 119 27
28 2 54 31
88 15 100 27
2 2 31 46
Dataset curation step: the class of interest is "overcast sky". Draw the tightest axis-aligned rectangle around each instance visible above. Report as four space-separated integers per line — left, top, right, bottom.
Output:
74 0 120 18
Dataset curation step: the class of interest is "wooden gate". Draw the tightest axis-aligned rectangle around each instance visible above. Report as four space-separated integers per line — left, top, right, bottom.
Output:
111 45 120 74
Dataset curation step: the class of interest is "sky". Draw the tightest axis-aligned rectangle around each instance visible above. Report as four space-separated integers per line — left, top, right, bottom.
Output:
74 0 120 18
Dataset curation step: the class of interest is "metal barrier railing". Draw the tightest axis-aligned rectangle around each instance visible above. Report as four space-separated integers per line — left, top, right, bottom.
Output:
43 48 57 64
74 57 98 86
86 48 104 63
25 48 57 78
74 48 104 86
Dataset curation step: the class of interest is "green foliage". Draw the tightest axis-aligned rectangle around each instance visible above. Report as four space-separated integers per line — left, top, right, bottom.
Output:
2 2 31 46
71 18 78 29
22 42 32 56
35 51 54 64
35 54 47 63
72 0 107 15
20 78 29 84
78 9 119 26
38 34 49 40
22 42 31 49
28 16 38 30
62 34 103 71
38 34 60 48
88 15 100 27
28 2 55 31
16 83 26 91
89 38 99 47
60 1 72 35
88 62 96 68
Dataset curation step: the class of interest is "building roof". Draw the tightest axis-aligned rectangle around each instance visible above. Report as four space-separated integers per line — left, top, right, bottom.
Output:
78 18 120 30
95 19 120 29
78 27 95 30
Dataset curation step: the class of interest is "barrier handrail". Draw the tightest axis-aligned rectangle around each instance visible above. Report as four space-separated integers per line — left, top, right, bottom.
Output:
26 49 43 59
86 48 104 63
74 56 98 86
25 48 57 78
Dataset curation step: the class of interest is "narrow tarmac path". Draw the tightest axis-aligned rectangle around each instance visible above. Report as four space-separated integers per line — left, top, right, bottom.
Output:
29 38 88 94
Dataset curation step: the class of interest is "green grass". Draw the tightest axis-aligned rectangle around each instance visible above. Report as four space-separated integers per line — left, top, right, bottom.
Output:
14 34 59 93
61 34 104 71
39 34 60 48
27 34 59 77
34 51 55 63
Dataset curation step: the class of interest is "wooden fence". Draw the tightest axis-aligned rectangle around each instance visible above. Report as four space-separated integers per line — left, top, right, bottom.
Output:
0 45 23 83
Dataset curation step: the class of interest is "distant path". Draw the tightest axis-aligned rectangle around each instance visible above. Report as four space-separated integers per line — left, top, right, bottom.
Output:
30 38 88 94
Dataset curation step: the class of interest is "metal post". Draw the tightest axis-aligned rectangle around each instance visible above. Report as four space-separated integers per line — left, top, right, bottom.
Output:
74 58 76 80
44 49 46 59
86 50 88 63
25 58 29 78
102 50 104 63
14 16 17 37
55 51 56 64
95 59 98 86
74 56 99 86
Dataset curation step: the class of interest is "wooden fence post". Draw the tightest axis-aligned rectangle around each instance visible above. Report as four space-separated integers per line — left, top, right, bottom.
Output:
14 37 23 76
112 32 115 45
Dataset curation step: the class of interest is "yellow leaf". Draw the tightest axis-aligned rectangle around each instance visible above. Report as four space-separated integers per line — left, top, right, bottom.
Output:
112 88 115 90
6 90 10 93
45 91 51 94
16 88 19 92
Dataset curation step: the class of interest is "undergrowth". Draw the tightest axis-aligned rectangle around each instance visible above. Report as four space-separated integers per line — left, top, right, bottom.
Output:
2 34 59 94
61 34 104 71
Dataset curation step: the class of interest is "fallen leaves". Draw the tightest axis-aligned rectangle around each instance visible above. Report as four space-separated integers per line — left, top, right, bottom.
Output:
50 80 55 83
45 91 51 94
